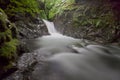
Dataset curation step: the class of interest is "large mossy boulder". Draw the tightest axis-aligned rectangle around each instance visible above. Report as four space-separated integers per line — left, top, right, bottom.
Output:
0 8 18 76
0 0 48 39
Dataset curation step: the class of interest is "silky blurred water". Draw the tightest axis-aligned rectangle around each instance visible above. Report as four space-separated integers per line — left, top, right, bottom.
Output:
30 20 120 80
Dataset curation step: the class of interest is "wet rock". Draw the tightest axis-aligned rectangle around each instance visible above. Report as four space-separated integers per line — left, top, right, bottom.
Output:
14 13 49 39
3 50 48 80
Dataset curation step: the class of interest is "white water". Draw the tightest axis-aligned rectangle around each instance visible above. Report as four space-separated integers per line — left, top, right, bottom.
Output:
41 19 82 47
43 19 58 35
29 19 120 80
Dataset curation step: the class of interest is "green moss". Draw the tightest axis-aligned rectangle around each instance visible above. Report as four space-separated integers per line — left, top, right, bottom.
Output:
0 29 12 39
4 0 40 18
0 20 18 60
0 28 18 60
0 9 9 32
0 8 7 19
0 8 18 70
0 39 18 59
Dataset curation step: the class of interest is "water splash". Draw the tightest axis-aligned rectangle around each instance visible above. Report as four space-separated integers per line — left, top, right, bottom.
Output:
26 19 82 51
41 19 82 47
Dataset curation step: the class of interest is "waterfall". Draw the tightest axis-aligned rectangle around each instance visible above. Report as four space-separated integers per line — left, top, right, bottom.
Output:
26 19 81 51
39 19 120 80
43 19 58 35
5 19 120 80
41 19 82 48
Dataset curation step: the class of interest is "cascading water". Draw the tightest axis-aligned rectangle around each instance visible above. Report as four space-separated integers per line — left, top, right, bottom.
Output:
43 19 58 35
29 20 120 80
36 19 83 48
6 19 120 80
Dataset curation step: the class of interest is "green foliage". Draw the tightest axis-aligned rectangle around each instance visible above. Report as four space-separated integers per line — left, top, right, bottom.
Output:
0 8 7 20
40 0 75 20
0 39 18 59
0 9 18 65
73 2 115 29
0 26 18 60
2 0 75 20
5 0 40 17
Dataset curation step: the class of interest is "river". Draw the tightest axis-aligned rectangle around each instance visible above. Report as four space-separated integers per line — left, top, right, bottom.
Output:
4 19 120 80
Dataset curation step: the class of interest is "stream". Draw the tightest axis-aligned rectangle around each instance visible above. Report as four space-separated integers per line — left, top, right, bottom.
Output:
4 20 120 80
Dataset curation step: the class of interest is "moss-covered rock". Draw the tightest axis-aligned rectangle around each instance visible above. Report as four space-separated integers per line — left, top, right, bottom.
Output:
54 0 120 45
0 0 48 39
1 0 40 22
0 8 18 75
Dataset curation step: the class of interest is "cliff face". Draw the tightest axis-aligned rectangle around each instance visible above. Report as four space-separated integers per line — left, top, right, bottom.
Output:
54 0 120 45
